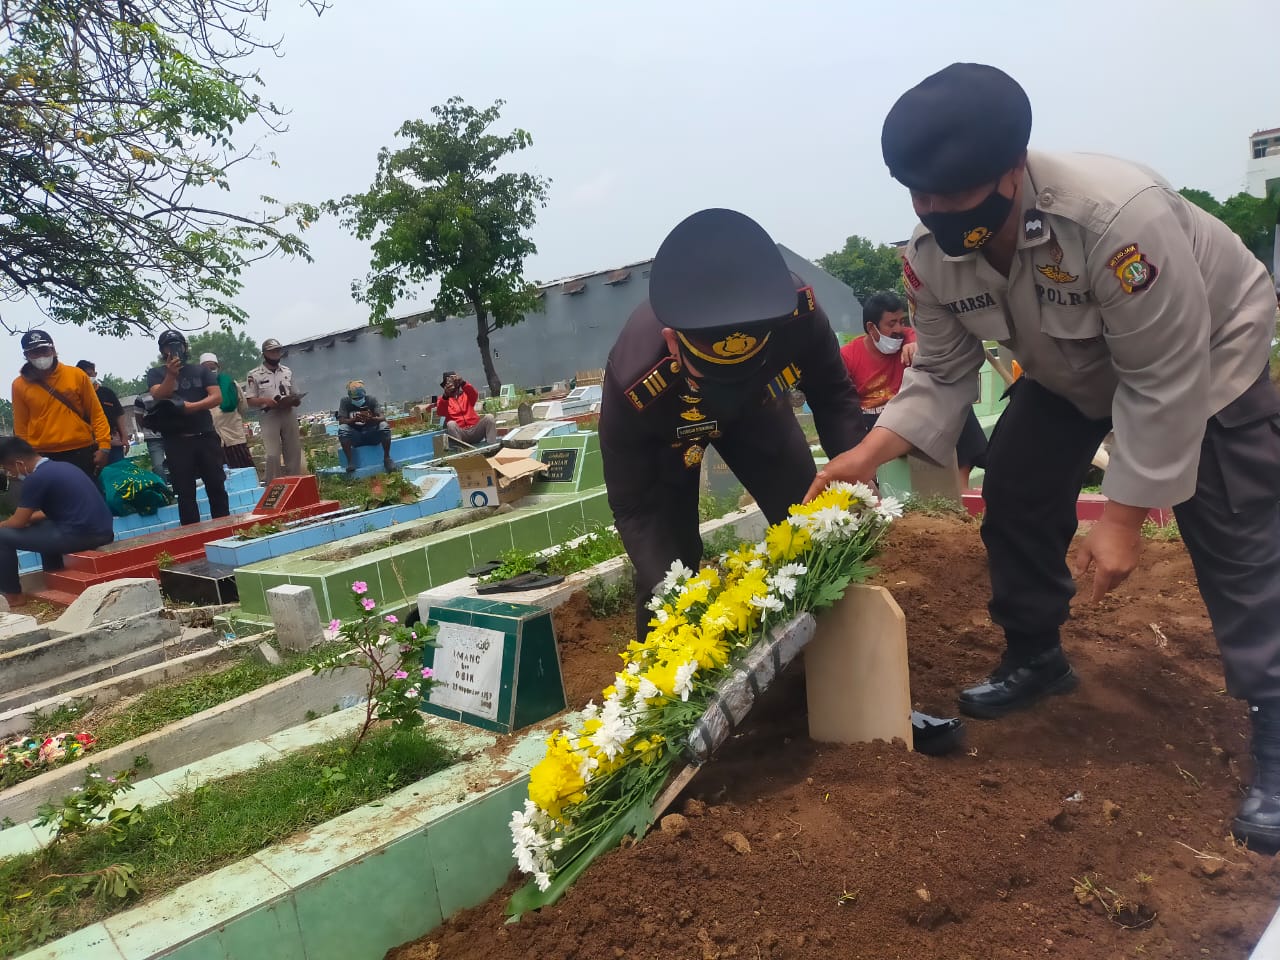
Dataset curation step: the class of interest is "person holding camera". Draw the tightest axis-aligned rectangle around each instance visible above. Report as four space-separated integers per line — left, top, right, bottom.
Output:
436 371 496 448
146 330 229 526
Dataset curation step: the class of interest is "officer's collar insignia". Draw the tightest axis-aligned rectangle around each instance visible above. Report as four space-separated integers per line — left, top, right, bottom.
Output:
1035 239 1077 284
677 330 771 366
1022 210 1048 245
793 286 816 317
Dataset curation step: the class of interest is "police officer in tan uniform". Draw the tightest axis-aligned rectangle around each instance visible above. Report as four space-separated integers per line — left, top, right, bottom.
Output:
810 63 1280 847
600 208 966 755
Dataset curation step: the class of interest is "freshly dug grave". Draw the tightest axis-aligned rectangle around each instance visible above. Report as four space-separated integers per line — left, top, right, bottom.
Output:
392 513 1279 960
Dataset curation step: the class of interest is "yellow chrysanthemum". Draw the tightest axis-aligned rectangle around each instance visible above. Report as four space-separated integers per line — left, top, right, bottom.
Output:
528 732 588 822
764 520 812 562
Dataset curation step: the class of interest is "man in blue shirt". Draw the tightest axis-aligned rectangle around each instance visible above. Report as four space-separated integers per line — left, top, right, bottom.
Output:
0 436 114 605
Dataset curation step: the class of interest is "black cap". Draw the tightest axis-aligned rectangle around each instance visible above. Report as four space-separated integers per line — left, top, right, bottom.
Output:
440 371 456 389
20 329 53 352
882 63 1032 194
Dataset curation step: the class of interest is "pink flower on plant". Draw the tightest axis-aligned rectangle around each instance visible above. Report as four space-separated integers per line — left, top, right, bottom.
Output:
361 597 376 611
352 581 369 595
328 619 341 632
384 614 398 624
421 667 434 680
393 670 409 680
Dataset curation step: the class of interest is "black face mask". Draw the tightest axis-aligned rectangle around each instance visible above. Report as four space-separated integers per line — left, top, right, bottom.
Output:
920 185 1015 257
263 355 279 369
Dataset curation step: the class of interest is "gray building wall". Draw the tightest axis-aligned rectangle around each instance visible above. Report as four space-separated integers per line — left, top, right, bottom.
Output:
281 245 862 415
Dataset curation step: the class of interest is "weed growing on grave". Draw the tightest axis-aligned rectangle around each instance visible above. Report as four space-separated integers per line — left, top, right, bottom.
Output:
1141 518 1181 542
234 518 286 540
698 486 745 522
0 727 452 956
478 525 626 585
154 550 175 570
481 547 544 583
702 525 745 559
903 493 971 520
585 570 635 619
313 581 439 750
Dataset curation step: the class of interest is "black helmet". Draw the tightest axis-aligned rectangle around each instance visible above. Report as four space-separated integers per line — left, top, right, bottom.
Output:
158 330 189 361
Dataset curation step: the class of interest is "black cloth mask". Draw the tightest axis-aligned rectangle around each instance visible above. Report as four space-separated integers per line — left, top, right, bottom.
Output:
920 186 1015 257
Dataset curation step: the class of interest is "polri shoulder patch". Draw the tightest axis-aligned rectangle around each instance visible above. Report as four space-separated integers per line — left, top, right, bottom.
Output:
625 357 681 411
1106 243 1158 294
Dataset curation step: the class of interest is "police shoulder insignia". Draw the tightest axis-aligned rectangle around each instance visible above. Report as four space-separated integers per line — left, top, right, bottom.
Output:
683 445 704 468
902 258 922 290
1106 243 1158 294
625 357 680 411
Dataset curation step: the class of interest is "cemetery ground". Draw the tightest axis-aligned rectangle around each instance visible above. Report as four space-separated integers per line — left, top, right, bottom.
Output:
392 511 1280 960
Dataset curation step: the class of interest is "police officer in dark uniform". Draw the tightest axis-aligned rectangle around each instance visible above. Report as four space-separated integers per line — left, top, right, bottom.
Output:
600 208 964 754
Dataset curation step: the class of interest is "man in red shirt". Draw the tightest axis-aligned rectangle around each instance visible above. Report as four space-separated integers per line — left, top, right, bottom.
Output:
840 292 987 487
436 372 497 448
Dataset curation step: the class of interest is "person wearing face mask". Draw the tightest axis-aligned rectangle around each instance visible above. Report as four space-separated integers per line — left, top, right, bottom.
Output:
337 379 394 473
74 361 130 465
810 63 1280 846
244 337 303 481
146 330 229 526
599 207 965 756
10 330 112 482
0 436 114 606
839 292 987 488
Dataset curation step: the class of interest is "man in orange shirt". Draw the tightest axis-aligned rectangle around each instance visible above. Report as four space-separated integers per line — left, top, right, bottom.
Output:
11 330 111 481
436 372 497 448
840 292 987 487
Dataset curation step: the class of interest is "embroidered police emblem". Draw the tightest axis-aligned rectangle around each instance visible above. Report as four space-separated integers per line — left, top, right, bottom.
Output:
683 445 704 468
1106 243 1158 294
963 226 991 250
1036 240 1077 284
679 407 707 422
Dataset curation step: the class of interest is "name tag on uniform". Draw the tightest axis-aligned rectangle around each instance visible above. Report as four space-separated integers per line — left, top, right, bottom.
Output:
676 421 719 440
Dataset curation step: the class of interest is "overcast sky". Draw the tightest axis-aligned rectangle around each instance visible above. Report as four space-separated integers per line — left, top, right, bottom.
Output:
7 0 1278 385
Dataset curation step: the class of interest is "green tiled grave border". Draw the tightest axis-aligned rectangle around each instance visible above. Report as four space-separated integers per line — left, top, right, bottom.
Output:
232 489 612 624
15 716 566 960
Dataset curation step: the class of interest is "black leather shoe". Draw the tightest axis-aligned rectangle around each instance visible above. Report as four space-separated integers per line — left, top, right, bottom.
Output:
957 646 1078 719
911 711 965 756
1232 704 1280 852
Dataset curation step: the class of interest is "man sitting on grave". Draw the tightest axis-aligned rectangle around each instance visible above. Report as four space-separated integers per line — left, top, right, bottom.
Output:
436 371 497 448
0 436 114 606
337 380 395 474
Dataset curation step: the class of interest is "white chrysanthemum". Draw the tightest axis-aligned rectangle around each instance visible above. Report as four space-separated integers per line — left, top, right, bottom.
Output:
768 572 798 599
577 753 600 781
655 559 694 596
750 594 786 613
807 505 855 543
777 562 808 578
590 693 638 759
510 800 559 881
876 496 904 521
674 661 698 701
535 871 551 891
850 481 878 504
636 677 661 701
651 607 670 625
625 661 641 676
581 700 600 721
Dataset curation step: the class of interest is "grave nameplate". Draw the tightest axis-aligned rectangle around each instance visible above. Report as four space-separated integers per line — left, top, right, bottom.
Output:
421 597 566 734
539 448 579 484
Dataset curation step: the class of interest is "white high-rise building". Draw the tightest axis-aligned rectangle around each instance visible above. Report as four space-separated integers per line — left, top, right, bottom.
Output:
1246 127 1280 198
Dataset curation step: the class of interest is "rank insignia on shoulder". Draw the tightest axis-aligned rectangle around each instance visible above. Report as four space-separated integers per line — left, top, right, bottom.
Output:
625 358 680 411
763 363 802 401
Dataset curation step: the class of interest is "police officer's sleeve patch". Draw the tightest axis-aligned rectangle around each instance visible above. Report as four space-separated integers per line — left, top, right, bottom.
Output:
1106 243 1158 294
625 358 681 411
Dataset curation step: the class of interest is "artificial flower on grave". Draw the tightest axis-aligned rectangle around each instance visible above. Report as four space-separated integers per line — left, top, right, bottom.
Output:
508 482 902 913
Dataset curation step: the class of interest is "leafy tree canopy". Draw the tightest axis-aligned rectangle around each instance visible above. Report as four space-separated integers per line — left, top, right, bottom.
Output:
817 235 905 303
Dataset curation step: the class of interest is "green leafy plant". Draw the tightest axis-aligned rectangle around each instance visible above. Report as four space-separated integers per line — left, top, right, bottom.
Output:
1141 517 1181 542
35 765 141 846
479 547 543 584
234 519 285 541
312 582 439 749
584 572 634 619
154 551 175 570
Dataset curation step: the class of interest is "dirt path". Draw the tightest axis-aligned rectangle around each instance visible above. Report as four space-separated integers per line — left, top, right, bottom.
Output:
392 514 1279 960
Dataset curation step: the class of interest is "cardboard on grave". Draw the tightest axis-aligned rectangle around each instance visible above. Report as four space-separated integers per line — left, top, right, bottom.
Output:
454 448 548 508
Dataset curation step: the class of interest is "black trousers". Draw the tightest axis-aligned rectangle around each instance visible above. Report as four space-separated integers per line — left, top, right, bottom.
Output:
610 396 816 641
981 374 1280 702
163 432 230 526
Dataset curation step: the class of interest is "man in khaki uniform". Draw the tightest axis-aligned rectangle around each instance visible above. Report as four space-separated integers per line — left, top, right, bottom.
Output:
810 63 1280 849
244 337 303 481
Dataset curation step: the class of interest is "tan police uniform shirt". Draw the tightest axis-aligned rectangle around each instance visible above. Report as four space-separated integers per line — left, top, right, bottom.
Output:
244 363 296 413
878 150 1276 508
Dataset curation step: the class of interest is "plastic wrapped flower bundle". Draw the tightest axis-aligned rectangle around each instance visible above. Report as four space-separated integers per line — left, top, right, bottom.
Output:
508 482 901 912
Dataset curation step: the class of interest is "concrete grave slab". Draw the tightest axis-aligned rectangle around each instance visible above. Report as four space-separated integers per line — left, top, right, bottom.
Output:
267 585 323 652
50 578 162 636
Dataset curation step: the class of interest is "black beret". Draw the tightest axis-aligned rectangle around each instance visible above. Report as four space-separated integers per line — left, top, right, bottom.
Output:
882 63 1032 194
649 208 797 335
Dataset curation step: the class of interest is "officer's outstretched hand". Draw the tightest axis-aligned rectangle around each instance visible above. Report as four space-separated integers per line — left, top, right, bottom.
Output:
1072 509 1145 602
803 448 879 503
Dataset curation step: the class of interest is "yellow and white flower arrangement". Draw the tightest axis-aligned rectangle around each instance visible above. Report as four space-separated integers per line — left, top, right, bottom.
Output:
508 482 901 912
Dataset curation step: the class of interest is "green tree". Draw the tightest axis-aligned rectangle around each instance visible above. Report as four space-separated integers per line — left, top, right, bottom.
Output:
328 98 551 396
0 0 322 336
101 372 148 398
1178 187 1278 264
187 330 261 383
817 235 905 303
0 398 12 433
